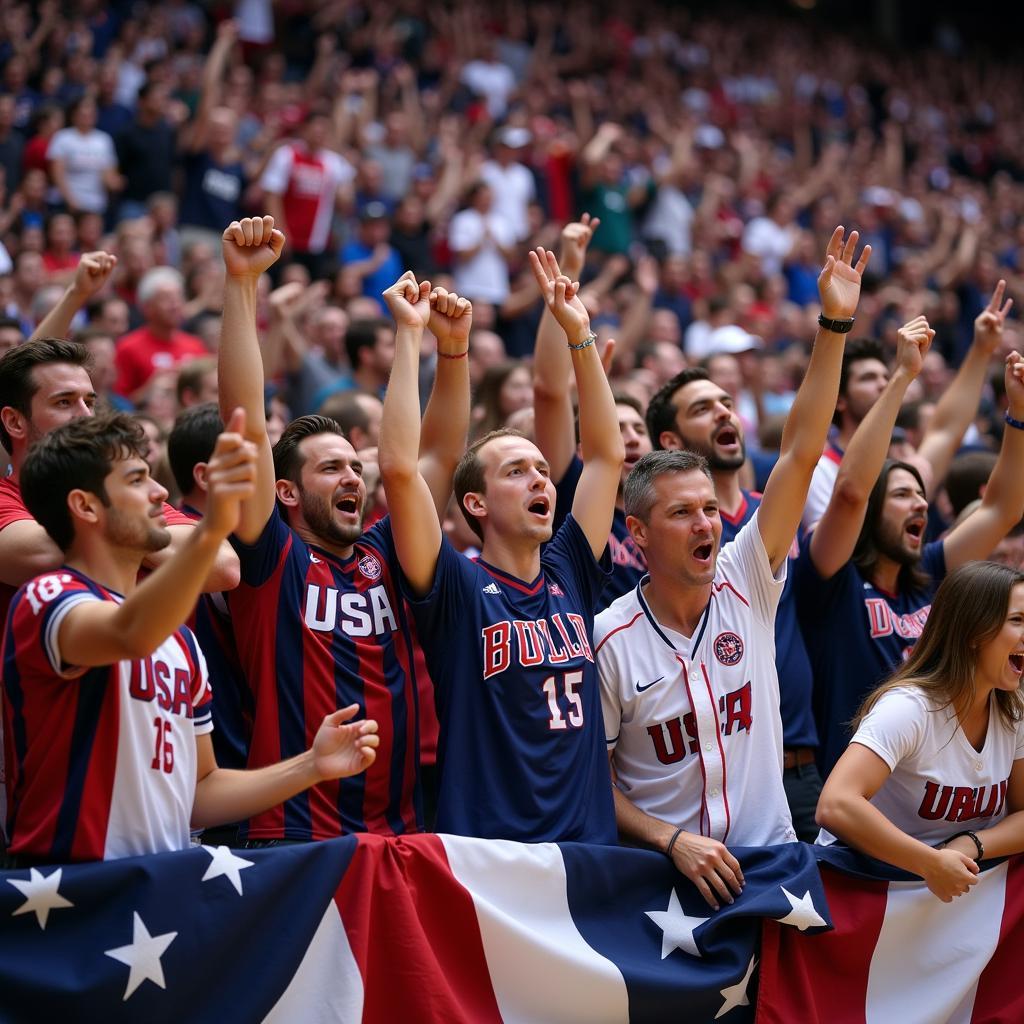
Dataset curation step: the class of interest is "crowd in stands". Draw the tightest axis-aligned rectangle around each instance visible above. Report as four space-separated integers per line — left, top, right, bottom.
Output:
2 0 1024 962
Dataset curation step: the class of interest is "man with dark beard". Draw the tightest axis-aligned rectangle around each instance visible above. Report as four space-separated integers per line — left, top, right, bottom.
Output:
796 314 1024 777
645 362 821 839
216 216 468 845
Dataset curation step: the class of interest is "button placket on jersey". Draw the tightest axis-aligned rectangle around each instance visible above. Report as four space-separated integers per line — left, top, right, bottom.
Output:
680 656 727 840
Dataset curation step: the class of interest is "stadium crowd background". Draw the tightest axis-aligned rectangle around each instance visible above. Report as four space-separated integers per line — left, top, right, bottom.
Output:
0 0 1021 531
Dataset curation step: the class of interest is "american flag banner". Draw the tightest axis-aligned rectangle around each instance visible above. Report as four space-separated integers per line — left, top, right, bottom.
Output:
757 845 1024 1024
0 835 830 1023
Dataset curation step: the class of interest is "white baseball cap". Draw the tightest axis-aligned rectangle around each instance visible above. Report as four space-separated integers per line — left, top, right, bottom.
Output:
706 324 762 354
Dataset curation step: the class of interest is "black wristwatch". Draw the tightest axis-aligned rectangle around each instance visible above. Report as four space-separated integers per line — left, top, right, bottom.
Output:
818 313 856 334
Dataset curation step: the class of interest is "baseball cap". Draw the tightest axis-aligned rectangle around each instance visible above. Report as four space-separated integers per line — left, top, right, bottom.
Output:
498 126 532 148
360 201 390 221
706 324 762 355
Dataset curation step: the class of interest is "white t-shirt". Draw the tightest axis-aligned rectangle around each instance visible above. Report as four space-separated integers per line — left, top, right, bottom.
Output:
802 446 842 531
461 60 517 118
836 687 1024 846
47 128 117 213
643 184 695 257
480 160 535 241
449 208 516 304
596 513 796 845
742 216 793 277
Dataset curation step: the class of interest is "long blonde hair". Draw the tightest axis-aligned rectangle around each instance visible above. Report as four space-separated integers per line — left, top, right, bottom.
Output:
854 561 1024 732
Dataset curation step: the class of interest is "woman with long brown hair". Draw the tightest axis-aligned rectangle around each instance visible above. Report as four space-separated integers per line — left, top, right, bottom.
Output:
817 560 1024 902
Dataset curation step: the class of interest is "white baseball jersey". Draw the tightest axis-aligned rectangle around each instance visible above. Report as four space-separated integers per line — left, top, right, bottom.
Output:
821 687 1024 846
801 444 841 531
596 513 797 845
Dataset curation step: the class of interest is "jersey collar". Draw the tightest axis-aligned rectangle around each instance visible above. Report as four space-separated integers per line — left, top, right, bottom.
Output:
635 574 713 653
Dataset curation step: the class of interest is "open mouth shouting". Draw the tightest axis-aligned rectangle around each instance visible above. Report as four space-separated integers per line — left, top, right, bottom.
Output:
714 424 741 455
335 492 361 518
1010 652 1024 676
904 516 926 548
527 495 551 520
691 539 715 569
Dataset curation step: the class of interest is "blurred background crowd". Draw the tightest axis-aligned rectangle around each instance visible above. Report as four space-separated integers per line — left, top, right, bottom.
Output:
0 0 1021 513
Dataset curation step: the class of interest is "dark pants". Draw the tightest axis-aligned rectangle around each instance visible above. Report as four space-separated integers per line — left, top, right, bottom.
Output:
783 761 824 843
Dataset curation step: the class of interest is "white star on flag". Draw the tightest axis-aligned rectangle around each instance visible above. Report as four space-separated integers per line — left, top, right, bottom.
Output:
201 845 254 895
716 954 757 1018
776 887 827 931
644 887 710 959
104 911 178 1000
7 867 73 929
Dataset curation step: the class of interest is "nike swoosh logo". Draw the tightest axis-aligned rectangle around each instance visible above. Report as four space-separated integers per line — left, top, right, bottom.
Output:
635 676 665 693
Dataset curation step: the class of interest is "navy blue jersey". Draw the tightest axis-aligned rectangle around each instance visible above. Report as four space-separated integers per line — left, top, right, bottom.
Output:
554 455 646 608
405 515 617 844
719 493 817 749
794 539 946 777
229 510 422 840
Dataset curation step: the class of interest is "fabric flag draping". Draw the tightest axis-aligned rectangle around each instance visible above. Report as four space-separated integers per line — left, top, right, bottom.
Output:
0 834 829 1023
757 845 1024 1024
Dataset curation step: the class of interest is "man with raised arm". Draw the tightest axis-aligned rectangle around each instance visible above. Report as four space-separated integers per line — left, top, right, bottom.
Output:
217 216 467 843
379 252 624 843
533 214 653 606
797 305 1024 776
2 411 377 864
595 228 870 909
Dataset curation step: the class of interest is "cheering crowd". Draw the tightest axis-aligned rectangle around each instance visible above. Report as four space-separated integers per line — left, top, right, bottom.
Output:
1 0 1024 990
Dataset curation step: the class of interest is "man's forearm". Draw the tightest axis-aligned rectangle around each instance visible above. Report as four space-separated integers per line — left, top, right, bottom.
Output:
218 277 268 438
28 284 86 343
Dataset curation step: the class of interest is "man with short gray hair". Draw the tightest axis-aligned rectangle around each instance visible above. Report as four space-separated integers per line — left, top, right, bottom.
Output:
114 266 207 399
595 227 872 909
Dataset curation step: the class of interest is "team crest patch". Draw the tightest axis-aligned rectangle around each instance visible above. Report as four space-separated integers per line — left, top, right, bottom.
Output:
713 631 744 666
358 554 382 580
548 582 565 597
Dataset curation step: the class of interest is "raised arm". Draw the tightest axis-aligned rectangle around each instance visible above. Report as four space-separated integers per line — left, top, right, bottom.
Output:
57 413 256 664
809 317 931 580
942 351 1024 570
532 214 599 485
917 280 1011 489
419 285 472 518
28 252 117 343
183 19 236 153
379 273 458 595
530 248 624 560
757 226 872 572
218 216 285 543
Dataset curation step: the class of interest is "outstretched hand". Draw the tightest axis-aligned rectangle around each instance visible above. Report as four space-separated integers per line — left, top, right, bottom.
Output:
1004 349 1024 417
222 216 286 279
312 704 380 780
428 286 472 355
974 279 1013 356
558 212 600 276
382 271 431 330
818 226 872 321
529 247 591 345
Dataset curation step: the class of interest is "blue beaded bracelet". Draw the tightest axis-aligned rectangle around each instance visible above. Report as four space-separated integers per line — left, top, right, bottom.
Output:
1005 411 1024 431
568 332 597 351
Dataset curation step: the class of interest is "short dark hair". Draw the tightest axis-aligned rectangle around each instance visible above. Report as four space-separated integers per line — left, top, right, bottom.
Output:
344 318 391 371
645 368 711 450
945 451 998 518
272 414 346 483
835 337 887 427
623 449 712 522
175 356 218 405
21 413 148 550
452 428 524 542
318 391 370 440
0 338 92 450
167 403 223 497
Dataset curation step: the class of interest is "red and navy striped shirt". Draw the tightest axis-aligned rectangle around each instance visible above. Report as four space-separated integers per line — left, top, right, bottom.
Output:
3 568 211 862
229 509 422 840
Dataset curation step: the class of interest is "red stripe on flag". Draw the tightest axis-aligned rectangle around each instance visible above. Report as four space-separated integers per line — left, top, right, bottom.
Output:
971 857 1024 1023
335 834 504 1024
757 864 887 1023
